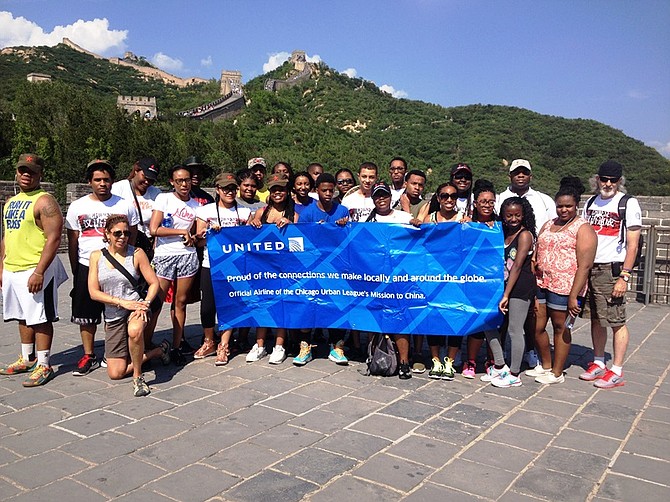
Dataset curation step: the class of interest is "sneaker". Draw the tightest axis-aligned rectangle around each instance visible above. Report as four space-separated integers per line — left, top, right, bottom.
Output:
194 339 217 359
22 365 54 387
442 357 456 381
594 370 625 389
462 360 476 379
399 362 412 379
179 338 195 355
72 354 99 376
100 356 108 368
159 340 171 365
535 372 565 384
133 375 150 397
245 343 267 362
328 341 348 365
429 358 444 379
481 364 509 382
171 348 186 366
269 345 287 365
0 355 38 375
525 364 552 377
524 349 539 368
491 370 522 388
293 341 313 366
411 354 426 374
579 362 607 381
215 342 230 366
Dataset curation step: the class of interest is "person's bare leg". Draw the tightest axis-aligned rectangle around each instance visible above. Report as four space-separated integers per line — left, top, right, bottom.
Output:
534 303 552 370
549 309 570 377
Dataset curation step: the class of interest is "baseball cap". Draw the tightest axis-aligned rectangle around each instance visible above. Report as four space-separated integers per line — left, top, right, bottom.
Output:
87 159 114 171
215 172 239 188
266 173 289 189
598 160 623 178
509 159 532 173
16 153 44 173
248 157 267 170
138 157 159 180
371 181 392 198
450 163 472 177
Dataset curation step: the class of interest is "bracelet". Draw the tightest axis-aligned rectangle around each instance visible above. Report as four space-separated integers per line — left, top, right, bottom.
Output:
619 270 632 277
622 268 633 273
32 271 43 277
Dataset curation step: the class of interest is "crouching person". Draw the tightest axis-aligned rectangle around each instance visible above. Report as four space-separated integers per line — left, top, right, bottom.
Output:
88 215 170 397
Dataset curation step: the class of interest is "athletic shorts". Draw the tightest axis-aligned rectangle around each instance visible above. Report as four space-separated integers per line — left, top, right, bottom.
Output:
105 317 130 359
71 264 104 325
152 253 199 281
2 263 59 326
584 263 626 327
536 287 569 311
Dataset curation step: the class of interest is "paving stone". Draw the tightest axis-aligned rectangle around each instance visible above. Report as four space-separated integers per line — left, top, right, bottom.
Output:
287 408 356 434
226 406 293 434
75 455 166 497
60 430 143 463
641 405 670 424
308 474 402 501
534 383 592 405
514 466 595 501
277 367 332 384
248 423 324 455
2 450 89 489
0 404 69 431
385 434 459 469
208 387 268 413
461 439 536 473
597 472 670 500
238 376 299 396
163 399 230 425
293 380 353 401
415 417 482 446
319 396 384 420
589 387 649 410
444 403 503 428
321 367 372 388
349 382 408 403
7 478 106 502
349 413 418 441
0 477 23 499
403 482 484 501
569 413 634 440
498 489 549 502
190 373 250 393
53 408 133 437
260 392 325 415
409 384 467 408
479 423 552 453
223 469 318 502
431 458 517 499
109 394 177 419
115 414 187 444
634 417 670 440
352 452 432 492
458 392 521 414
2 426 77 456
275 447 358 484
533 446 610 481
522 396 579 418
553 428 621 458
204 442 283 478
581 400 640 421
624 432 670 461
611 451 670 486
151 383 214 406
0 385 61 409
112 488 174 501
505 409 567 434
316 429 391 461
0 446 21 467
379 399 444 423
147 463 239 500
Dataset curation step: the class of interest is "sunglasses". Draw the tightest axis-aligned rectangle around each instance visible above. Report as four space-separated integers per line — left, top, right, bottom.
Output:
453 174 472 181
173 178 191 185
439 192 459 201
337 178 354 185
111 230 131 238
599 176 620 184
477 199 496 206
217 185 237 193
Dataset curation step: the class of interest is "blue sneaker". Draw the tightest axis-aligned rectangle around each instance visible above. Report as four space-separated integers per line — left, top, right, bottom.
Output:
328 340 348 365
293 341 313 366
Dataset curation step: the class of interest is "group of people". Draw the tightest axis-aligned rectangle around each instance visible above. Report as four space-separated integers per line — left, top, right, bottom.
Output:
1 152 641 397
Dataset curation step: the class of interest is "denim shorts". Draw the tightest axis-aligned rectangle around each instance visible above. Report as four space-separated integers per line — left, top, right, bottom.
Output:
536 287 569 311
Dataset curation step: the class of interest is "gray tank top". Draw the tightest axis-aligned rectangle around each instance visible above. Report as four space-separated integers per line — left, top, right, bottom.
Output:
97 247 141 321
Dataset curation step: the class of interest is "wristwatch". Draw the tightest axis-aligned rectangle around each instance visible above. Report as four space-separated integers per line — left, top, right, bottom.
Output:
620 274 630 283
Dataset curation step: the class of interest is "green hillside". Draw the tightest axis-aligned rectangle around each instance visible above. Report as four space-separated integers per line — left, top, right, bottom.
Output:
0 44 668 198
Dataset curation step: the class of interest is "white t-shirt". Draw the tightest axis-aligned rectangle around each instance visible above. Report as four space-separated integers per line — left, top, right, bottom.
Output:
342 191 375 222
370 209 413 224
65 195 140 267
582 192 642 263
196 203 252 267
456 194 473 218
391 187 405 207
111 180 162 237
496 187 557 234
153 193 199 257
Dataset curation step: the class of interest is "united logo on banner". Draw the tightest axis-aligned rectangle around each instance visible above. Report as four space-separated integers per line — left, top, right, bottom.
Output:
208 222 504 336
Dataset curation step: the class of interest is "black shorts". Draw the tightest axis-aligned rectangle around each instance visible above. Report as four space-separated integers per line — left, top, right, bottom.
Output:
70 264 104 325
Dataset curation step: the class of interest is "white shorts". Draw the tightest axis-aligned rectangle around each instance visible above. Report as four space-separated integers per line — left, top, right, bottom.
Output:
2 259 63 326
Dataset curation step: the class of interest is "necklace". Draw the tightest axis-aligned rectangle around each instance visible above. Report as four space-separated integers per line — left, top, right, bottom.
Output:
553 215 576 232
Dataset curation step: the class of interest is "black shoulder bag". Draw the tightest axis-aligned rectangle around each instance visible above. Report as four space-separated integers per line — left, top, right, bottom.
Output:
100 248 162 312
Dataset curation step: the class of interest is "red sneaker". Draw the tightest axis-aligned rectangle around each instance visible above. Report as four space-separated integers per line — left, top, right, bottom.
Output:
579 362 606 381
594 369 625 389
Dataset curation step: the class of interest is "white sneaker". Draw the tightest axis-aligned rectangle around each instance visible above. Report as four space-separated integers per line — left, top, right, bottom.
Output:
481 364 509 382
268 346 286 364
525 364 551 377
490 370 522 388
245 344 267 363
535 372 565 384
524 350 539 368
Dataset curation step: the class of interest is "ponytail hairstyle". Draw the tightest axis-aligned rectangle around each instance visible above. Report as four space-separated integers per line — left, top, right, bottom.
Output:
500 196 537 239
555 176 586 205
471 179 497 222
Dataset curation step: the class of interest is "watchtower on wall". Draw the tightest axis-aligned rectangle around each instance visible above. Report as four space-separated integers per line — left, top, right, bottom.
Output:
220 70 242 95
291 50 307 71
116 96 157 119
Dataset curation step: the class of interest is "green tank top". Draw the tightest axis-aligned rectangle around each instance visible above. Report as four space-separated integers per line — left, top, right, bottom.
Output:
3 189 48 271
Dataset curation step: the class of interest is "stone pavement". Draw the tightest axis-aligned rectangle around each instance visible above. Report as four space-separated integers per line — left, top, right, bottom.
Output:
0 258 669 501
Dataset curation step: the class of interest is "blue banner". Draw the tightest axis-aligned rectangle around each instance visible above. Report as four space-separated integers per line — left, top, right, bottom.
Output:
208 222 505 335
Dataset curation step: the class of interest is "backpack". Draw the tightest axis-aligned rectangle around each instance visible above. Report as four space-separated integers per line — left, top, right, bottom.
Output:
585 194 643 267
365 333 399 376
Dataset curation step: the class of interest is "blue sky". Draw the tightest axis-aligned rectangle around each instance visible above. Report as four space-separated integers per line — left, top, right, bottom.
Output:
2 0 669 158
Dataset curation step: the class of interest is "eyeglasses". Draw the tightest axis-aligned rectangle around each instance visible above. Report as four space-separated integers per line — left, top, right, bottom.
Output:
217 185 237 193
173 178 191 185
337 178 354 185
599 176 620 184
439 192 459 201
111 230 131 238
453 174 472 181
477 199 496 206
389 167 406 172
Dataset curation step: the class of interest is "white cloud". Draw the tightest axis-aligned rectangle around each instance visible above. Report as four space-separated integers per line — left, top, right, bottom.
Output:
648 140 670 159
306 53 321 63
380 84 408 99
0 11 127 55
200 55 212 67
263 51 290 72
343 68 357 78
627 89 648 100
151 52 184 72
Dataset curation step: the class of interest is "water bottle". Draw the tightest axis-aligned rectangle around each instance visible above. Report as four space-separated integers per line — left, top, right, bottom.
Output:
564 296 585 329
162 213 173 228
